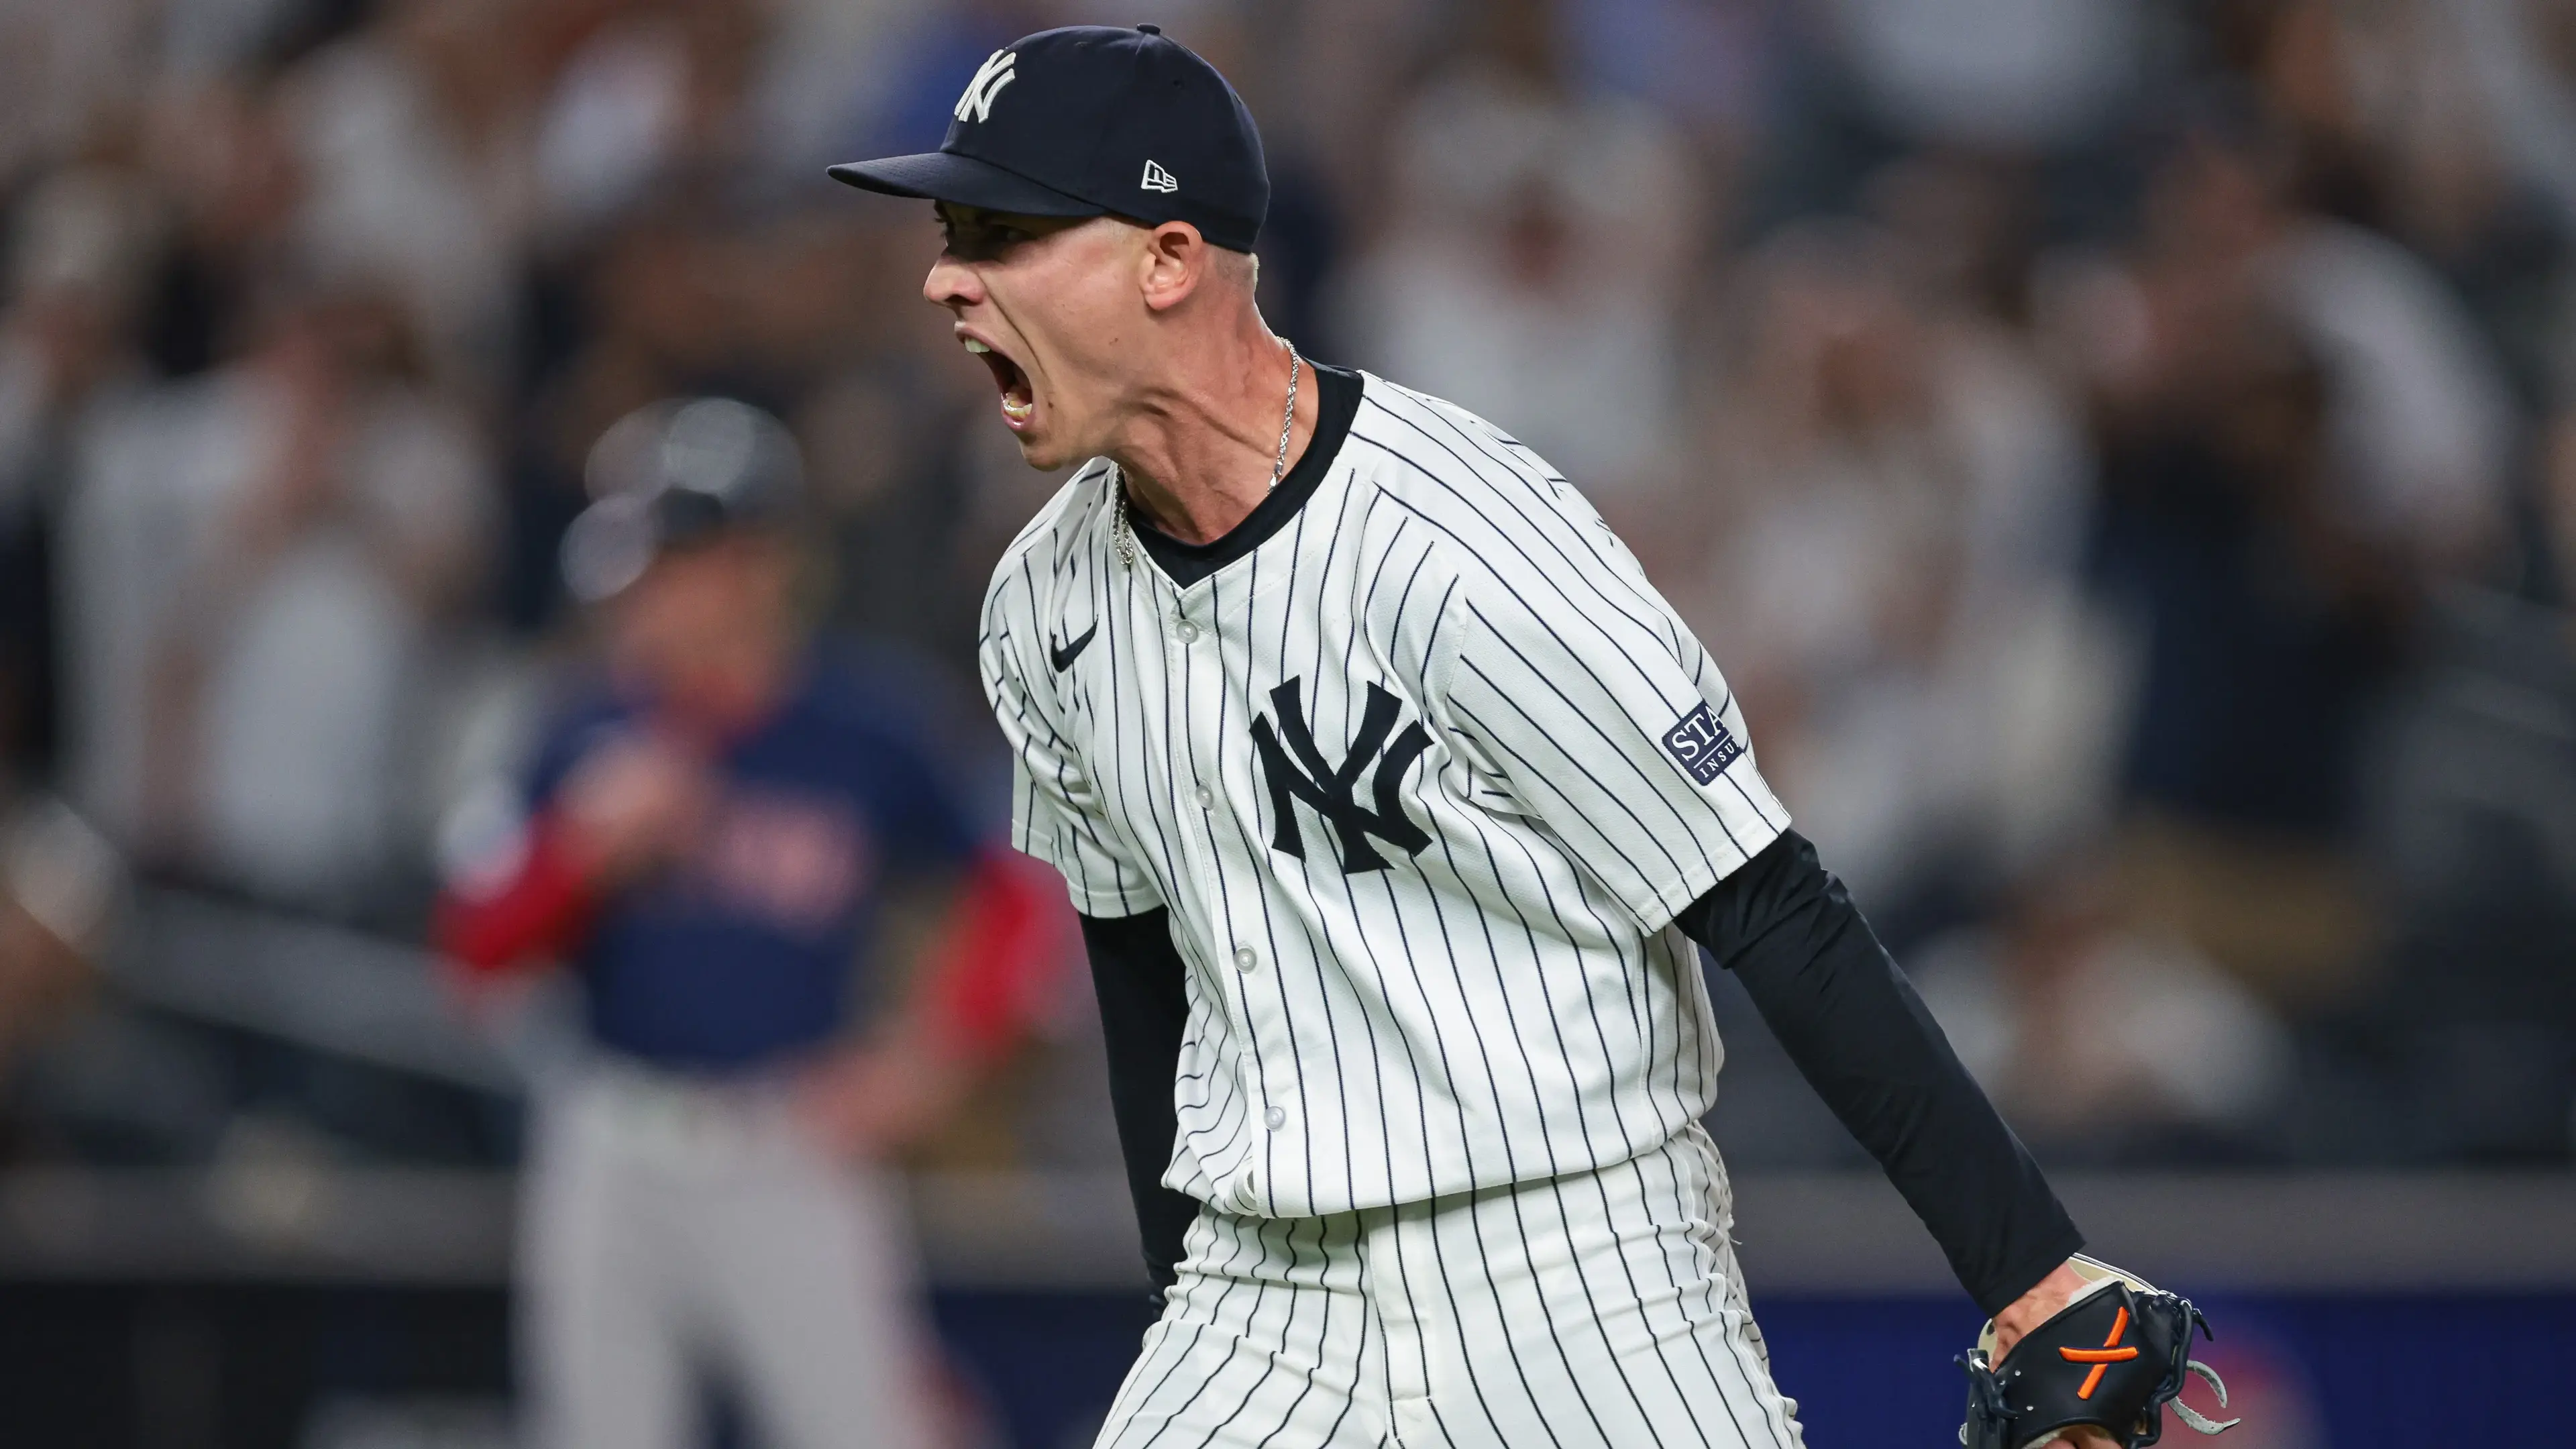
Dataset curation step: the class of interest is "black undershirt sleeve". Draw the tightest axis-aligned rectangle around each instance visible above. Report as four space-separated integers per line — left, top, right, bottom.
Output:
1075 908 1203 1295
1675 828 2084 1318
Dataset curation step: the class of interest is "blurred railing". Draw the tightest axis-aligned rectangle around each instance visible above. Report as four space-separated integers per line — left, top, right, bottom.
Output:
108 890 522 1093
53 888 2576 1297
3 1165 2571 1296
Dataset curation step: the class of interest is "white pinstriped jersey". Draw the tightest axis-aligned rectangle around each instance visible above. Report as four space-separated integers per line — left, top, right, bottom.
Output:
977 371 1789 1220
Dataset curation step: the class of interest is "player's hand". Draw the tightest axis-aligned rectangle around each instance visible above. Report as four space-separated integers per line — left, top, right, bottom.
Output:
558 732 712 885
1992 1261 2122 1449
790 1033 973 1160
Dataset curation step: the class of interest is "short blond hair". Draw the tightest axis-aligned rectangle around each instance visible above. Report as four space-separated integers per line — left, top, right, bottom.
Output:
1213 245 1260 297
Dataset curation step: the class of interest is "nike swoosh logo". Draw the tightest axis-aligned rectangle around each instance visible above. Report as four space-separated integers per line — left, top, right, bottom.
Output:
1049 623 1098 672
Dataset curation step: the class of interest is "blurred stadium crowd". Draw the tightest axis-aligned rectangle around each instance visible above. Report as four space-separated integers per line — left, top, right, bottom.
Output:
1 0 2574 1186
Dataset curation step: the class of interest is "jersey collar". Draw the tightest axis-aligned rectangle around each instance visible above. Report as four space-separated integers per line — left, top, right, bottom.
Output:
1124 360 1362 590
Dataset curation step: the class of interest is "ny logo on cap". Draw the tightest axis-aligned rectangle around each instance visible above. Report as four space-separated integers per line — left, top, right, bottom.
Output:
1140 159 1179 193
953 50 1017 125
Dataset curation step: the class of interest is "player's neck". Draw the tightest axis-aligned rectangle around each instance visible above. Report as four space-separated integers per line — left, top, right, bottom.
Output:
1108 325 1318 547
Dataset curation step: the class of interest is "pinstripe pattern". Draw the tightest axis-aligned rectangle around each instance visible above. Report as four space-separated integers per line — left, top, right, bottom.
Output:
980 370 1802 1444
977 372 1788 1221
1096 1124 1804 1449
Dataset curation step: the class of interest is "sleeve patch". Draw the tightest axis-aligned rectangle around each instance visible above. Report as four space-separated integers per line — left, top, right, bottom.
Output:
1661 703 1744 786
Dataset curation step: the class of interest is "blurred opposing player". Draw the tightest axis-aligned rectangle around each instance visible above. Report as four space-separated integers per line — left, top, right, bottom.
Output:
829 24 2151 1449
435 398 1063 1449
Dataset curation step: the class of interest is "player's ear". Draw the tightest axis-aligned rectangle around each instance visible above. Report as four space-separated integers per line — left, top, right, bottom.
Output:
1138 221 1208 313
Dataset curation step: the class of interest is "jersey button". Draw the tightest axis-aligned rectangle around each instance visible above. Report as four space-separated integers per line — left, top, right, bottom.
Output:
1173 619 1201 643
1194 785 1216 810
1263 1105 1287 1130
1234 946 1259 972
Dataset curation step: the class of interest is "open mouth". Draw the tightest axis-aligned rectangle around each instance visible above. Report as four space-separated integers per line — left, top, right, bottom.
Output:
963 337 1035 428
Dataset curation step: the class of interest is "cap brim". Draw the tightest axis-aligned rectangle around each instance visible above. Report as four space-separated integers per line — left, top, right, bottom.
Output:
826 152 1105 217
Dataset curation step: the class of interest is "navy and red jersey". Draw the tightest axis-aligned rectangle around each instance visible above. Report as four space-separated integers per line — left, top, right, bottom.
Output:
443 651 996 1073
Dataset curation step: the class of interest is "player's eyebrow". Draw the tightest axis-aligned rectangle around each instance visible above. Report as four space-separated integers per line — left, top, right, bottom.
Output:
937 204 1085 261
937 206 1018 262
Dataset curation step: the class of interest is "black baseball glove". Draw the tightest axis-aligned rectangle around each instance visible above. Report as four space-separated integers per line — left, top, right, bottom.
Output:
1959 1255 2241 1449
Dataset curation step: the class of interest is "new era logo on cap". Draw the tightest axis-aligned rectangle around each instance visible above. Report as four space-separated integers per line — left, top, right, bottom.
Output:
1140 160 1178 193
953 49 1017 124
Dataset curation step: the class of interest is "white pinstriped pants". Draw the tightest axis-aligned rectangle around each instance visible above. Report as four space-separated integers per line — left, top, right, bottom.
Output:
1097 1125 1806 1449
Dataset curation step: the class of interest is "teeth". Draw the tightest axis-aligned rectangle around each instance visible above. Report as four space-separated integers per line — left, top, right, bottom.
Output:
1000 395 1034 421
963 339 990 354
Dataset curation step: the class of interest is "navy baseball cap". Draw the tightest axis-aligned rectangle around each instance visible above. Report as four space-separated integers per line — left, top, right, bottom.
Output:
827 23 1269 252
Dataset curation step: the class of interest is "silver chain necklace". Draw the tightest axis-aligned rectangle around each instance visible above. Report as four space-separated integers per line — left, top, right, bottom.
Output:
1115 340 1300 570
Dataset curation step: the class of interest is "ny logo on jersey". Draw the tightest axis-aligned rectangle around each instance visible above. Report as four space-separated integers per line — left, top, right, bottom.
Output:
953 50 1017 125
1251 678 1434 873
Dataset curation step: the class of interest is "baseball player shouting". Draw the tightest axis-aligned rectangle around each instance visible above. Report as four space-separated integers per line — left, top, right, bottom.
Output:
833 25 2224 1449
